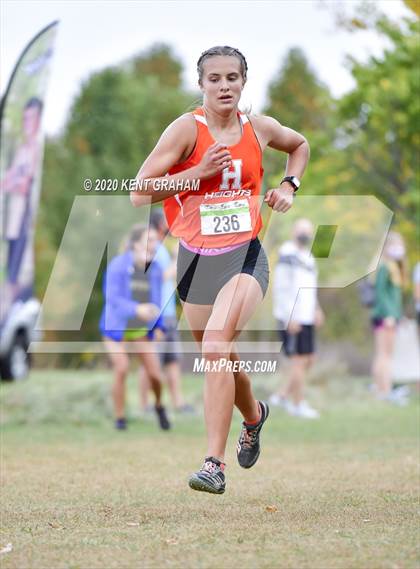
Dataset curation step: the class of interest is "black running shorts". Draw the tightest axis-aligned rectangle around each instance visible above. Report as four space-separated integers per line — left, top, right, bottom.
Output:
177 238 269 305
278 323 315 356
160 316 181 365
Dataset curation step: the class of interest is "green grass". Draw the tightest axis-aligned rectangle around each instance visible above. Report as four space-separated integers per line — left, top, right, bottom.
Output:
1 370 419 569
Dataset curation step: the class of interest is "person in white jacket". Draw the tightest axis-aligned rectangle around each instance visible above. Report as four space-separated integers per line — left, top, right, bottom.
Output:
270 218 324 419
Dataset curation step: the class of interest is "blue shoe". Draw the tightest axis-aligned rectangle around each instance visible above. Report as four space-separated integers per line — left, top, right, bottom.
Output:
115 417 127 430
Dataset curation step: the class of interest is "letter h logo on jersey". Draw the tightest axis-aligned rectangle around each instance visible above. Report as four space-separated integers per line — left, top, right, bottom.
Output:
219 159 242 190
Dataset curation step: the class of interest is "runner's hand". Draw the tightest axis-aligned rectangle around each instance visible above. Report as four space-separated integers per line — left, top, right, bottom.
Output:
315 308 325 328
264 184 294 212
383 316 396 328
287 320 302 334
136 303 160 321
154 328 165 341
197 142 232 179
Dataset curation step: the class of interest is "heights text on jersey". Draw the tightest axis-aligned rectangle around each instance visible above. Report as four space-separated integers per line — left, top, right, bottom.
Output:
164 107 264 248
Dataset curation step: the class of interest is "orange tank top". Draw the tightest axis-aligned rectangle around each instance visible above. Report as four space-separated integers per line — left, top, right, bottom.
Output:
163 107 264 248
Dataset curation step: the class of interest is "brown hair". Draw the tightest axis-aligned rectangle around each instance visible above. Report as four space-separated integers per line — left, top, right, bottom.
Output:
128 223 148 249
197 46 248 85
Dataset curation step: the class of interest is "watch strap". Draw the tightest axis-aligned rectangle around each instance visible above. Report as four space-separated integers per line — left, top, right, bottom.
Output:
281 176 300 192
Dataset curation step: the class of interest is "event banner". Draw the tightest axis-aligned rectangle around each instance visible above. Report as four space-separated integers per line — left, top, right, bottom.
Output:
0 21 58 323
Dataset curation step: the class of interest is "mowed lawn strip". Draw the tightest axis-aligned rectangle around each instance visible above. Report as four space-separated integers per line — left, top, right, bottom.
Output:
0 371 419 569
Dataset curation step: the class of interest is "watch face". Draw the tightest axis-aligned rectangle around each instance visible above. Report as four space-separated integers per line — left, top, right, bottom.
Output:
291 176 300 188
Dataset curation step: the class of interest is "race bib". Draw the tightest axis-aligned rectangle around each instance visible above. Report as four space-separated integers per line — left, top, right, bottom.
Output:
199 199 252 236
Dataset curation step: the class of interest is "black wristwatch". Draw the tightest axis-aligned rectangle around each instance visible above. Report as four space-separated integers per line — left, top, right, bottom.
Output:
281 175 300 192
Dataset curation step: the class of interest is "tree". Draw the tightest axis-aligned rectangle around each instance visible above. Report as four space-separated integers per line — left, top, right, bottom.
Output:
262 16 419 347
316 1 419 256
132 43 183 88
262 47 335 181
266 18 419 249
38 47 196 348
264 47 333 134
338 17 419 227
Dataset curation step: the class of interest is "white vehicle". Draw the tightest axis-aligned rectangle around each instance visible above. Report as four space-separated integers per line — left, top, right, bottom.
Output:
0 299 41 380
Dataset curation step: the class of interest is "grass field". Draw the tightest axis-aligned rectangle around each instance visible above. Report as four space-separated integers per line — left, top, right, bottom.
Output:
1 370 419 569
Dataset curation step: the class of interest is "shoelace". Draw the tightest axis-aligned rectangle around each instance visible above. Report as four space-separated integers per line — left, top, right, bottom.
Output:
202 460 220 474
239 425 259 448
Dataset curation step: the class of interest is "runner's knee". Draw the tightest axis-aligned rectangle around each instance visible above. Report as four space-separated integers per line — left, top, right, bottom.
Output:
113 358 129 376
202 333 230 362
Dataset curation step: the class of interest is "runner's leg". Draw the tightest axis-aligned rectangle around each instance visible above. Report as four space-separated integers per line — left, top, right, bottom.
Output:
183 302 261 427
136 339 163 407
138 367 151 410
184 273 263 461
103 338 129 420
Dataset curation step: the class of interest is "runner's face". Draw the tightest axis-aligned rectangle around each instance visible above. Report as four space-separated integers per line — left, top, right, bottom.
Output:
385 235 405 261
132 228 158 265
293 219 314 248
23 107 41 139
200 56 244 112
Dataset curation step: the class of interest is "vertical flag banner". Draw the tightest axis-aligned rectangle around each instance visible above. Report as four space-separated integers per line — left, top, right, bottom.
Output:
0 20 59 322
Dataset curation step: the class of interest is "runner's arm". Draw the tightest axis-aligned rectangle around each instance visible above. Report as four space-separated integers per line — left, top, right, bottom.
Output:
131 115 233 207
149 263 165 331
263 116 309 180
104 261 139 320
253 115 310 212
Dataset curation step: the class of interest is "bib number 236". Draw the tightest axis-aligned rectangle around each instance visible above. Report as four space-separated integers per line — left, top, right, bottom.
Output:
200 199 252 236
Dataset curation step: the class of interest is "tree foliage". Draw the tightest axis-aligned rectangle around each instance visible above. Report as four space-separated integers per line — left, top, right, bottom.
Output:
39 45 196 343
267 16 418 257
35 18 418 356
263 11 419 342
262 47 335 181
338 17 419 225
264 47 333 134
132 43 183 88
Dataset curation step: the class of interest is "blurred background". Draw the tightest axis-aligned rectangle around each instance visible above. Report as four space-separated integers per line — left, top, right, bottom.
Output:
1 4 419 567
0 0 418 374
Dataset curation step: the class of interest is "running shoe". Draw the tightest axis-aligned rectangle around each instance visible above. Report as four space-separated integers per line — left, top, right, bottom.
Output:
381 390 408 407
237 401 269 469
115 417 127 430
155 405 171 430
283 398 299 416
371 385 409 406
391 385 410 399
268 393 287 408
175 403 196 414
292 400 320 419
188 456 226 494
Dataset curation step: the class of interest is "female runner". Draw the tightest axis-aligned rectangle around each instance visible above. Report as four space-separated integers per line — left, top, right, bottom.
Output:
100 224 171 431
131 46 310 494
